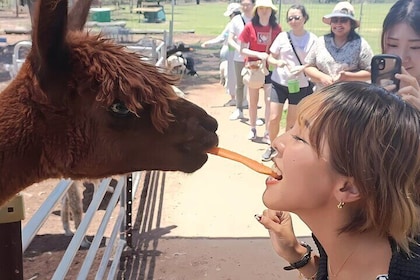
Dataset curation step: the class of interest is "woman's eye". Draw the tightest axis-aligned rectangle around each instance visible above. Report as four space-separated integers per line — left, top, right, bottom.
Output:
109 102 130 116
292 135 306 143
386 43 398 48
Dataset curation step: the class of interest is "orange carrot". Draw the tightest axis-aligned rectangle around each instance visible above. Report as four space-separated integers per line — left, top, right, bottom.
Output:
208 147 279 178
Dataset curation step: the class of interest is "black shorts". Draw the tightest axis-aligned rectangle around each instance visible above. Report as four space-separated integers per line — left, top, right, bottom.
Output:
271 80 313 105
264 71 272 84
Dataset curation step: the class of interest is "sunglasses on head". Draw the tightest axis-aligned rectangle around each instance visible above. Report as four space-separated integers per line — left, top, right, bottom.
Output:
287 15 301 22
330 17 350 24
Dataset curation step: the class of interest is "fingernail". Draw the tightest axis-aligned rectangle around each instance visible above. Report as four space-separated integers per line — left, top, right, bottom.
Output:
254 214 262 221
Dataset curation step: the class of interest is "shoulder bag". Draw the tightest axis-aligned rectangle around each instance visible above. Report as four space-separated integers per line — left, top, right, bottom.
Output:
287 32 314 91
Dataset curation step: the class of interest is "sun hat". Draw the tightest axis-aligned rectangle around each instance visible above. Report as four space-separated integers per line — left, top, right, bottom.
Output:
253 0 278 14
322 1 360 28
223 3 241 17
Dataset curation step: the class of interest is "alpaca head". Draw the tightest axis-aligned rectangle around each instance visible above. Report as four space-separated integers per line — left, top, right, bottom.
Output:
0 0 218 205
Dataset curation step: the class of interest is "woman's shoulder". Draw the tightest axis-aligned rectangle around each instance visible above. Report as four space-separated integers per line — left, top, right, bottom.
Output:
388 238 420 279
308 32 318 40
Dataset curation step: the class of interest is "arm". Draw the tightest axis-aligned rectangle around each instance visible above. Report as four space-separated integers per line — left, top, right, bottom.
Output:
202 24 229 48
228 32 240 53
257 210 319 279
304 66 334 86
268 52 287 68
240 41 269 60
336 70 371 82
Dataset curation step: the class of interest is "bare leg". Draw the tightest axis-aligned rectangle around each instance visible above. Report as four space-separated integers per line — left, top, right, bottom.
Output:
248 87 260 128
286 104 298 131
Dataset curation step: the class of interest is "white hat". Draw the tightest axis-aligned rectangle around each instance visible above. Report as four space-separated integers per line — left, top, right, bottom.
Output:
253 0 278 14
223 3 241 17
322 1 360 28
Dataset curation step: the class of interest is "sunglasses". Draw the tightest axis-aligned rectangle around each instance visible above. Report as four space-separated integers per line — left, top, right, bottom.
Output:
330 17 350 24
287 15 301 22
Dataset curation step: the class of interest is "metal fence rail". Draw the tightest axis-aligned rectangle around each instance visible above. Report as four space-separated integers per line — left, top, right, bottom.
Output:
22 172 142 279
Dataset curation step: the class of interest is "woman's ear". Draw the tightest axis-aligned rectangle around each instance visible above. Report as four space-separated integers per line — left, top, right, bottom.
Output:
335 177 360 203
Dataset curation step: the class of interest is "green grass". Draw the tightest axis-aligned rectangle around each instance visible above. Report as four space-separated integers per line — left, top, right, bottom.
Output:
108 1 393 54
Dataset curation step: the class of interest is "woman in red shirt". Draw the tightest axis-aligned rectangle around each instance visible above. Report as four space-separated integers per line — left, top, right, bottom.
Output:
239 0 281 142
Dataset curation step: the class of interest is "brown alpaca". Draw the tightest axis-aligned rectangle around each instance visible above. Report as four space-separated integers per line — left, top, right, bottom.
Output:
0 0 218 207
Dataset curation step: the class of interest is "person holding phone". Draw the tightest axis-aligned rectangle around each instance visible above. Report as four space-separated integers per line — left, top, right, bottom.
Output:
303 2 373 90
381 0 420 110
256 82 420 279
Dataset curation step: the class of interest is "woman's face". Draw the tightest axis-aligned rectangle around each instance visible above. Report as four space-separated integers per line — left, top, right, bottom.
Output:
263 119 341 213
257 6 272 19
330 17 352 38
383 22 420 82
287 8 305 30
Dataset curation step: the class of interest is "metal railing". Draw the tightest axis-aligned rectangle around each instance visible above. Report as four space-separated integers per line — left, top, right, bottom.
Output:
22 173 142 279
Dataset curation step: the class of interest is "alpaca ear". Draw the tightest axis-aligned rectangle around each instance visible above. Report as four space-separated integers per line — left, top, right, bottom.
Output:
335 178 360 204
68 0 94 31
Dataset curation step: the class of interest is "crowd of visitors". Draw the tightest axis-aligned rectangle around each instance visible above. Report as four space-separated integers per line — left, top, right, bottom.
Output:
207 2 420 277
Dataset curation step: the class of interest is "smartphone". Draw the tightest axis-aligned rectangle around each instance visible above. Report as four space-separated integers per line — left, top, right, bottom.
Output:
371 54 402 92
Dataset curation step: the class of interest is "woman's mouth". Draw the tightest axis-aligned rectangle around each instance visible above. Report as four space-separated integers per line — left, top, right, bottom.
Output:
270 162 283 180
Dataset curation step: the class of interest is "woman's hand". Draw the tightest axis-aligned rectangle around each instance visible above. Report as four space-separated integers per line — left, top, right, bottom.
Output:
257 52 269 61
396 67 420 110
319 73 334 87
256 209 304 261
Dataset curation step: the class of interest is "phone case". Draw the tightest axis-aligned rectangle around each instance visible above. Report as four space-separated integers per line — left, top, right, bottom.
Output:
371 54 402 91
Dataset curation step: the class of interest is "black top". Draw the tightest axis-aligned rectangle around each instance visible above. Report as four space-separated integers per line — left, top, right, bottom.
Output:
313 234 420 280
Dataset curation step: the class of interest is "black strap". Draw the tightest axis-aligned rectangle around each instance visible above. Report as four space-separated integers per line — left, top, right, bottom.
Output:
241 15 245 26
287 31 312 85
287 31 303 65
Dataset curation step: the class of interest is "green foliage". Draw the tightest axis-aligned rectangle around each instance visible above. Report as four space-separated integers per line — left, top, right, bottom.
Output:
110 1 392 54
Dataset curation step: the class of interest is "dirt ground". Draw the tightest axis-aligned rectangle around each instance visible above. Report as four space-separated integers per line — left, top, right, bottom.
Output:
0 9 315 280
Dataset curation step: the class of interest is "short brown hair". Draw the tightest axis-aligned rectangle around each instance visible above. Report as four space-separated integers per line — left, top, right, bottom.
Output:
297 81 420 253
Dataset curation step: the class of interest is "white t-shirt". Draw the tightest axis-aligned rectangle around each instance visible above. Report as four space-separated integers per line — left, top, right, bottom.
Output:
229 13 252 62
269 31 317 87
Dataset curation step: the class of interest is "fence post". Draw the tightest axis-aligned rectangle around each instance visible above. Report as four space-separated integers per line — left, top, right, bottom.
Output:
0 194 25 279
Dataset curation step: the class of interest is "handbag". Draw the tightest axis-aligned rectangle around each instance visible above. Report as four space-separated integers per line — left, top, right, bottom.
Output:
241 60 269 89
242 26 272 89
287 32 314 91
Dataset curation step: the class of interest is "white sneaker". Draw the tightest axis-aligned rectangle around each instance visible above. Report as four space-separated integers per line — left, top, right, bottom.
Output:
248 128 257 140
229 109 244 120
262 132 270 145
256 118 264 126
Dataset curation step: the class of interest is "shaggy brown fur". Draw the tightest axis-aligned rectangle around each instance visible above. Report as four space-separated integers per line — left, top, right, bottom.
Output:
0 0 218 206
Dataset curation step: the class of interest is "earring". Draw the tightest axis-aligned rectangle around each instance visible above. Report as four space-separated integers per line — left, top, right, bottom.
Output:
337 201 345 209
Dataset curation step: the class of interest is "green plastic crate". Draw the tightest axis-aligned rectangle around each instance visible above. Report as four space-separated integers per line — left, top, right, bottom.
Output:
90 8 111 22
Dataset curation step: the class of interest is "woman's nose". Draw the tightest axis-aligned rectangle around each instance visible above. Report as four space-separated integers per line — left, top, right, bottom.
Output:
272 133 287 158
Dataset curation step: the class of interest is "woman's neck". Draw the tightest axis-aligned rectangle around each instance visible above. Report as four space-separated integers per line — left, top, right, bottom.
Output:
299 208 391 279
259 18 270 27
333 35 348 48
291 28 305 37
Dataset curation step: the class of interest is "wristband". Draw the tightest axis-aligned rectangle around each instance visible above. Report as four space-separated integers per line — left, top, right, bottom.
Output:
283 242 312 271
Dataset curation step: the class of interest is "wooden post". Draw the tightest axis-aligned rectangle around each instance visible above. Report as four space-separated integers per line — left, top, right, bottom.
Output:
0 195 25 279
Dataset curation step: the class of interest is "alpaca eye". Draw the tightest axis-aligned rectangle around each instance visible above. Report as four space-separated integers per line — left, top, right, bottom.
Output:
109 102 130 116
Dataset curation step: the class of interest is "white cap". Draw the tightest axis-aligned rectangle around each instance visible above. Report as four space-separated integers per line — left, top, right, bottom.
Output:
223 3 241 17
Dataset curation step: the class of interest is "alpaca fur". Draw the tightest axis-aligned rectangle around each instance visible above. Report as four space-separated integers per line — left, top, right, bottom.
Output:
219 60 228 87
61 179 115 248
0 0 218 206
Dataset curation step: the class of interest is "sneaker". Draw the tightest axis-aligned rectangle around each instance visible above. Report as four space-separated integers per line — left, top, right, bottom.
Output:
262 147 277 162
223 99 236 107
229 109 244 120
262 132 270 145
248 128 257 140
256 118 264 126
